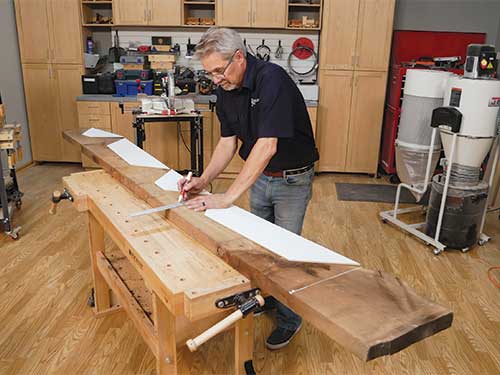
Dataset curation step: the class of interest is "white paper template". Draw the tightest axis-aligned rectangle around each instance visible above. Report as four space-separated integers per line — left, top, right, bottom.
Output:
82 128 122 138
205 206 359 265
107 138 168 169
155 169 184 191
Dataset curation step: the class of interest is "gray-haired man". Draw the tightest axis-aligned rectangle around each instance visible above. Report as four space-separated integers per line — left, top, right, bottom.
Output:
178 27 319 350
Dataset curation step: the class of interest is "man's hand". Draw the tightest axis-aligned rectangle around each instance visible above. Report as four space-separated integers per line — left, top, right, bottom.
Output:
185 193 233 212
177 176 207 200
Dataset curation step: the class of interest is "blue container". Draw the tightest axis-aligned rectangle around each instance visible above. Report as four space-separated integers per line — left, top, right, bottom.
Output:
114 80 153 96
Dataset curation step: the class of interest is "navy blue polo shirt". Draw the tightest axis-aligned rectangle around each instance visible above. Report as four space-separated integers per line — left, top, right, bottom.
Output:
215 54 319 172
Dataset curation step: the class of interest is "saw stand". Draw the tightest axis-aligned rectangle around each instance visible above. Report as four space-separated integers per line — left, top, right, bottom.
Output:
0 98 23 240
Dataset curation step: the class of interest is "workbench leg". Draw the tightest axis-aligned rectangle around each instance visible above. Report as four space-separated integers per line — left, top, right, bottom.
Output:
235 314 255 375
153 293 177 375
88 212 111 313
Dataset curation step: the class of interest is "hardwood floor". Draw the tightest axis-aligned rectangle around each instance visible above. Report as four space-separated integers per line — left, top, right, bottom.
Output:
1 164 499 374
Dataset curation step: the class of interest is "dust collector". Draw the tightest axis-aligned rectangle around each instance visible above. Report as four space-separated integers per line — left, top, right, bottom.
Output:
380 44 500 255
395 69 453 200
425 44 500 250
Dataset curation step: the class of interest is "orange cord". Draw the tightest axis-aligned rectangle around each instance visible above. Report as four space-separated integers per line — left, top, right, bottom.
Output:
488 266 500 289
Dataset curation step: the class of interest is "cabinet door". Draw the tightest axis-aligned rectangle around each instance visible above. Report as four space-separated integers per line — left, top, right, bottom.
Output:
218 0 252 27
14 0 51 64
48 0 82 64
149 0 181 26
110 102 137 142
53 64 84 162
114 0 148 25
252 0 286 28
144 122 179 169
319 0 360 70
345 71 387 173
212 111 244 177
355 0 395 71
22 64 60 161
316 70 353 172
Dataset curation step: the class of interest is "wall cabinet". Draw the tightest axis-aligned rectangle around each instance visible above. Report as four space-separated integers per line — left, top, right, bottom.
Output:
218 0 286 28
114 0 181 26
15 0 82 64
23 64 83 162
319 0 395 71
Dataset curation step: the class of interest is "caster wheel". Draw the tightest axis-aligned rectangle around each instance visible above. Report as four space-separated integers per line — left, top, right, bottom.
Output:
433 248 442 255
389 175 400 184
87 288 95 308
15 200 22 209
461 247 470 253
478 239 486 246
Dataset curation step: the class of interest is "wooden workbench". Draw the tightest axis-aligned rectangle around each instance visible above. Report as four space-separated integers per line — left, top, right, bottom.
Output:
61 129 453 373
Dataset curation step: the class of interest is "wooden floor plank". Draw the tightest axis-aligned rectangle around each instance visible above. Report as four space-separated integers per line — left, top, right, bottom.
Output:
0 163 499 374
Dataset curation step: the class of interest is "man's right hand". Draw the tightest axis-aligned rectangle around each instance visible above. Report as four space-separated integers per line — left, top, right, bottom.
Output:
178 176 207 200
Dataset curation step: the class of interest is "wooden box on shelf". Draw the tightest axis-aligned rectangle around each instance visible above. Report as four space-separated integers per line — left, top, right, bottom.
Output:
81 0 113 27
183 1 216 27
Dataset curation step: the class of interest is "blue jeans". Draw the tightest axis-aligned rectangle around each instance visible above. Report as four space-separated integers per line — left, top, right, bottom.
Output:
250 167 314 330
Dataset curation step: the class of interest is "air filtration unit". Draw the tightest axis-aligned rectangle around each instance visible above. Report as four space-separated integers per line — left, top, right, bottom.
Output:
380 44 500 255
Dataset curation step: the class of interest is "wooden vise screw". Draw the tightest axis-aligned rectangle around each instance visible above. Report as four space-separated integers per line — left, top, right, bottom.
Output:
49 189 73 215
186 289 264 352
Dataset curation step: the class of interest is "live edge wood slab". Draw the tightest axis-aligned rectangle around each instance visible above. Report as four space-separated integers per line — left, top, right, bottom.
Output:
63 129 453 361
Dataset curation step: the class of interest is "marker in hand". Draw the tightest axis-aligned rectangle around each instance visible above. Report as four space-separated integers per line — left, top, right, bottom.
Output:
178 171 193 202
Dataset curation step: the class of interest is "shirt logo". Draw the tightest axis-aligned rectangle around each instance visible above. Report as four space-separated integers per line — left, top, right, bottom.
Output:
251 98 260 107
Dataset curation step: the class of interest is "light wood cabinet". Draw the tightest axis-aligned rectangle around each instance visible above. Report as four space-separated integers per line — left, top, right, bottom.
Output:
212 111 245 178
317 70 386 174
319 0 394 72
14 0 51 64
149 0 181 26
317 70 353 172
111 102 137 142
252 0 286 28
53 64 84 162
218 0 252 27
15 0 82 64
319 0 359 70
48 0 83 64
114 0 149 25
345 71 387 173
218 0 285 28
355 0 395 71
22 64 60 161
307 107 317 140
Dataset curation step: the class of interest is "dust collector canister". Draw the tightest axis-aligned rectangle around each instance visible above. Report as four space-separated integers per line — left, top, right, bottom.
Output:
425 174 489 249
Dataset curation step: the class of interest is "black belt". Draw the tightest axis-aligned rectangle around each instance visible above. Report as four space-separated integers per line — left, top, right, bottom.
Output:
263 164 313 178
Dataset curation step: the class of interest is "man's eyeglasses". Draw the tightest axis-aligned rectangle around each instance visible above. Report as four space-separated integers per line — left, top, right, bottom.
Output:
207 49 239 80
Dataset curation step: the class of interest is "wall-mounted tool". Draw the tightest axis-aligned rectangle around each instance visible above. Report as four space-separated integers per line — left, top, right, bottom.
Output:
186 38 197 59
256 39 271 61
288 37 318 79
275 40 283 59
108 30 125 63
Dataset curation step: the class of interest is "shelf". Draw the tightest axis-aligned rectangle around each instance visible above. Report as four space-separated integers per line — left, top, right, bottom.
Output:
83 23 113 27
184 1 215 4
286 27 320 31
288 3 321 7
82 1 113 4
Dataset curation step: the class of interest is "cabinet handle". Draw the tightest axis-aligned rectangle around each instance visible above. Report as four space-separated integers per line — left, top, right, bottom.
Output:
144 9 147 22
253 11 256 24
248 10 251 24
149 9 152 22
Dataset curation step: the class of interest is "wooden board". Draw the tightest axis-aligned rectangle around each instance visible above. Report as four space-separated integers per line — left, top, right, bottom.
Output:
63 129 453 361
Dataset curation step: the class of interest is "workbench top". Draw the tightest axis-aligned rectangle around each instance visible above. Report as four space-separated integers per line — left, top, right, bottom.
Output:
76 94 318 107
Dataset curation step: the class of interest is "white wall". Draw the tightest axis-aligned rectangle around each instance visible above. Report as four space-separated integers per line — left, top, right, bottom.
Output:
0 0 32 168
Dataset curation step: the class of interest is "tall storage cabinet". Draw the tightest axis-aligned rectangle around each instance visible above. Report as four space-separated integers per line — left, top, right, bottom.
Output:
317 0 394 174
15 0 83 162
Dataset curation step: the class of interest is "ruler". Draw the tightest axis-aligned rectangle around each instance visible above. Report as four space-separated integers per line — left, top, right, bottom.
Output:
129 202 183 218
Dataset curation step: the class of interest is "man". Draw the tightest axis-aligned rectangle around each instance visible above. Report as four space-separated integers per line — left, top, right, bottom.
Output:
178 27 319 350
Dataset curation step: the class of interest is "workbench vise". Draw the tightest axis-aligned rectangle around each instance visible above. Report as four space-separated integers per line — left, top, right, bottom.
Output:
186 288 264 352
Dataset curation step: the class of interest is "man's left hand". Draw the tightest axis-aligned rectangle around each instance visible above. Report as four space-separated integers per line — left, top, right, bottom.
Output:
184 193 233 212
